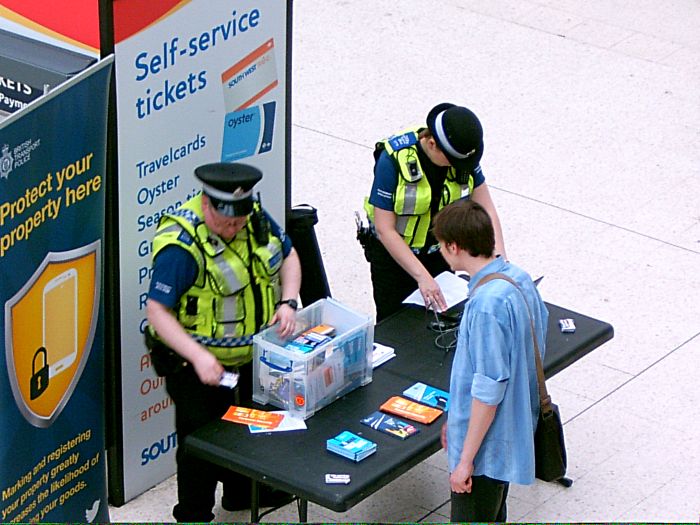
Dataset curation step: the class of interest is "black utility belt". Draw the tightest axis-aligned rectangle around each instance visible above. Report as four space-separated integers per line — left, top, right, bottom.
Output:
144 330 188 377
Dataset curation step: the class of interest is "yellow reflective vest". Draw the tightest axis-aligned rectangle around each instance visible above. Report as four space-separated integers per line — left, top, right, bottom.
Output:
149 195 283 366
365 128 474 249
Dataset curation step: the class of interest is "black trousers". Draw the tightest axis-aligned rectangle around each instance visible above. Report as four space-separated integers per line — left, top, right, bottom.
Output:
366 235 449 322
450 475 510 522
165 361 253 523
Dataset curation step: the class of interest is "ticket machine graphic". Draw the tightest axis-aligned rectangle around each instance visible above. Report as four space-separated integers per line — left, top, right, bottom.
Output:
4 242 100 428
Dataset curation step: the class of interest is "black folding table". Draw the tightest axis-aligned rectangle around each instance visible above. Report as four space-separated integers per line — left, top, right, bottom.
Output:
185 302 613 521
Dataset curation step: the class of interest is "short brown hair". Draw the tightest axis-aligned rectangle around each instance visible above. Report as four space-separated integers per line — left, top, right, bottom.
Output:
432 200 495 257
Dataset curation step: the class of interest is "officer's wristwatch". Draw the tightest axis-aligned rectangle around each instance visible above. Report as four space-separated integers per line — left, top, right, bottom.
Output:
276 298 298 310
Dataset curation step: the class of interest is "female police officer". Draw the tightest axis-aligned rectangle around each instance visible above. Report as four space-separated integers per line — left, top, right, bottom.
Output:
363 103 507 321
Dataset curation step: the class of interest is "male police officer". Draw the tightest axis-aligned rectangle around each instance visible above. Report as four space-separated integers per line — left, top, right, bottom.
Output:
363 103 507 321
146 162 301 522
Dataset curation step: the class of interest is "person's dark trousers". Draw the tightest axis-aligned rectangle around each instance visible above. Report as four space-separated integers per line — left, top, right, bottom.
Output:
165 361 253 523
450 475 510 522
367 235 449 322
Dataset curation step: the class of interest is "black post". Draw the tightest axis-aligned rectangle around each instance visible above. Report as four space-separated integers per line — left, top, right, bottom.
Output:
286 204 331 306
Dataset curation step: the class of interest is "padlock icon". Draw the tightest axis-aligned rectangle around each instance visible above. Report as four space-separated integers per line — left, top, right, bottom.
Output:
30 346 50 400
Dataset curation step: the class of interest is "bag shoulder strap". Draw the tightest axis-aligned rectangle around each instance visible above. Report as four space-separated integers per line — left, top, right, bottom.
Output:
471 272 553 414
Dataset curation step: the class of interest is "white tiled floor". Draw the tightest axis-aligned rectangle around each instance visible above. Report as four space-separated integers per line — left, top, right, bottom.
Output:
109 0 700 522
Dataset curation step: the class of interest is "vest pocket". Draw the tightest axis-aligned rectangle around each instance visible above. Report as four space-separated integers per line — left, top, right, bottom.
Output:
252 243 283 278
179 294 202 331
264 278 282 319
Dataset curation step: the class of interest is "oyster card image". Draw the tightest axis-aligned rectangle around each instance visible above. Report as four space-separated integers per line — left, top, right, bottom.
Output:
221 101 276 161
221 38 278 161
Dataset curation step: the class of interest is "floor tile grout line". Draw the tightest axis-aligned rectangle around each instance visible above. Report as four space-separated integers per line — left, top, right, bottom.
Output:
292 124 700 257
293 123 372 150
492 186 700 255
416 498 450 522
565 331 700 425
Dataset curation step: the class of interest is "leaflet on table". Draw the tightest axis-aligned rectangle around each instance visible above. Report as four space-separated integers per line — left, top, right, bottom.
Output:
379 396 443 425
326 430 377 462
402 382 450 411
372 342 396 368
248 411 307 433
360 411 420 440
222 406 284 429
402 271 469 309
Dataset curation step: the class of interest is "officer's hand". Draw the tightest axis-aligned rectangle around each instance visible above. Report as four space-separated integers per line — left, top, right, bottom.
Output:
270 304 297 338
192 348 224 386
418 276 447 312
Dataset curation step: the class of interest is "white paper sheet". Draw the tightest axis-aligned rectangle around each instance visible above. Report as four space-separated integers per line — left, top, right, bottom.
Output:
402 271 469 310
372 342 396 368
248 411 308 433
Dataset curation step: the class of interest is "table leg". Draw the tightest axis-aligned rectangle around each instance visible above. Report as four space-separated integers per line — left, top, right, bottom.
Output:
297 497 308 522
250 479 260 521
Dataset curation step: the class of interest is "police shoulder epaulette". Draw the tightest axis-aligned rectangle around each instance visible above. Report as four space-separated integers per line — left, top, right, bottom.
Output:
386 131 418 152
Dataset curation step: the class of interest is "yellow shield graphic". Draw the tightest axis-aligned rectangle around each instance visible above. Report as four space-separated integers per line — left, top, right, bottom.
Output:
4 241 100 428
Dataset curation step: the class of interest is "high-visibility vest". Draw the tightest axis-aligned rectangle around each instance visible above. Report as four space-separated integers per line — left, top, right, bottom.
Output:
149 195 283 366
365 128 474 249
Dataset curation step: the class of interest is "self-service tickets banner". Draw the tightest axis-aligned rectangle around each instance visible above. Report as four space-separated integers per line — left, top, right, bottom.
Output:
111 0 290 502
0 58 112 523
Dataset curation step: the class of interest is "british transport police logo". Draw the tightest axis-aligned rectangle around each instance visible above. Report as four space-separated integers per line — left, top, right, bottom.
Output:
0 144 13 179
4 242 101 428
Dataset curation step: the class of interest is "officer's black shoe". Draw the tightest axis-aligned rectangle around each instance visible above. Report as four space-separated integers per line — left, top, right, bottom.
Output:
221 486 295 511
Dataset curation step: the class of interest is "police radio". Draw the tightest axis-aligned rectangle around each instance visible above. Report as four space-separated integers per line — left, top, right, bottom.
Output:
251 192 269 245
454 168 472 185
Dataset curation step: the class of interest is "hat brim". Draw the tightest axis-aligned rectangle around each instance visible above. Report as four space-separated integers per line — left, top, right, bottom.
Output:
208 196 253 217
445 140 484 172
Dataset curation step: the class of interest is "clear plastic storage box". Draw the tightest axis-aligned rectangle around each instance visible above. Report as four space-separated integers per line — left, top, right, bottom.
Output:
253 298 373 419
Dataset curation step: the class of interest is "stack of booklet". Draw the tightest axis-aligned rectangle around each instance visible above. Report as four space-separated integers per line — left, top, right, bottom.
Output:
285 324 336 353
326 430 377 462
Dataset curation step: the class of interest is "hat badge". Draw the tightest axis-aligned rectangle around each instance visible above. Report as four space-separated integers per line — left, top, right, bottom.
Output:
232 187 246 198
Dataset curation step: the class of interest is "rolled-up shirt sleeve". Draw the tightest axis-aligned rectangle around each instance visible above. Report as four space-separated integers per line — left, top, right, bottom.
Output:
469 311 511 405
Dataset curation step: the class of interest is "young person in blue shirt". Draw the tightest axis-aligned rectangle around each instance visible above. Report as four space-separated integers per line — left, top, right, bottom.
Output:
363 103 507 321
433 199 547 522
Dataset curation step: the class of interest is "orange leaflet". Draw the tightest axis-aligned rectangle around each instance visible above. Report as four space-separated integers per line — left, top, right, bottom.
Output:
379 396 443 425
222 406 284 429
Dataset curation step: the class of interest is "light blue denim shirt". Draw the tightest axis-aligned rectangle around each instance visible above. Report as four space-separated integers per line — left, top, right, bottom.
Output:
447 257 548 484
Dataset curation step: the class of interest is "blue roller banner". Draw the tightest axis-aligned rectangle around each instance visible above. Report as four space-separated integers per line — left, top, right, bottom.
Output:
0 57 112 523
